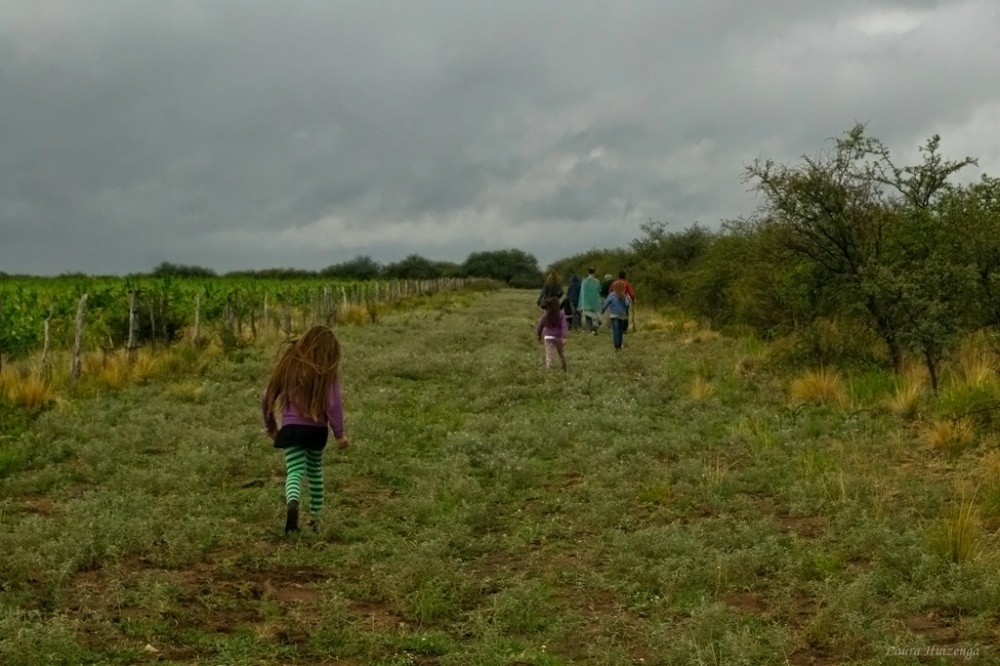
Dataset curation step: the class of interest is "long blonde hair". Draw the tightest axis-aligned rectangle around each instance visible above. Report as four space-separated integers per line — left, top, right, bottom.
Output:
546 270 560 285
263 325 341 422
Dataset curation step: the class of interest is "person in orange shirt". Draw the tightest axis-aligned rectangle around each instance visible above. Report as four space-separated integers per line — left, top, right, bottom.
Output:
610 271 635 332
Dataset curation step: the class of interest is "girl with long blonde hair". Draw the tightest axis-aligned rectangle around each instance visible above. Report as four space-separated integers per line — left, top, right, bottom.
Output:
261 325 348 533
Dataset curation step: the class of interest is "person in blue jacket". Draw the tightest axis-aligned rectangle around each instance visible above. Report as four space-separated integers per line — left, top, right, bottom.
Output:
601 281 632 352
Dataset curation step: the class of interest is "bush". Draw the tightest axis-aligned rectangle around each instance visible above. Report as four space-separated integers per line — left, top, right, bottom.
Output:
461 249 543 287
151 262 217 278
320 255 383 280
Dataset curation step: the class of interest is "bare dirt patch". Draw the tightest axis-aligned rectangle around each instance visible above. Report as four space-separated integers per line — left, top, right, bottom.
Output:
773 513 827 539
348 600 408 632
903 613 960 645
338 475 401 509
723 590 769 615
20 496 56 514
62 558 334 648
786 648 841 666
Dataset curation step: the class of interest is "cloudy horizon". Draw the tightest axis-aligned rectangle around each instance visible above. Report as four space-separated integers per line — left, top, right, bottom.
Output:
2 0 998 276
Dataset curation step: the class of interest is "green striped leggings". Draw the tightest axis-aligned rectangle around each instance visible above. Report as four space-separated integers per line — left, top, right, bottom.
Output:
283 447 324 515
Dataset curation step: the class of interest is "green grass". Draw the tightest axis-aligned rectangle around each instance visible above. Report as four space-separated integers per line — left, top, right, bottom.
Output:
2 290 1000 665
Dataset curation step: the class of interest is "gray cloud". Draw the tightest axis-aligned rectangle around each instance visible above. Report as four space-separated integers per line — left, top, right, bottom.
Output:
1 0 998 274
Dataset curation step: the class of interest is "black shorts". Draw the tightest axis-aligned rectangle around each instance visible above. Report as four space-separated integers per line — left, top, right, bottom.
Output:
274 425 329 451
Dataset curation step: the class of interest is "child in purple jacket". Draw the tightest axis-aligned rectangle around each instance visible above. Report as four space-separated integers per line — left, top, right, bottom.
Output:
261 325 348 534
536 297 569 371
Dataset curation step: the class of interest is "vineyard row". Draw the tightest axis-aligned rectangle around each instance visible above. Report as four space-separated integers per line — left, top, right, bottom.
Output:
0 277 485 374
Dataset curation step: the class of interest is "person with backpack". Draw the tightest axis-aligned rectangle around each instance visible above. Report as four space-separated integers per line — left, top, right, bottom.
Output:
578 267 603 334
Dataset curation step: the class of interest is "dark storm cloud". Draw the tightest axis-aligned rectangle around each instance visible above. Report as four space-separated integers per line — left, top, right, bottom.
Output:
1 0 997 274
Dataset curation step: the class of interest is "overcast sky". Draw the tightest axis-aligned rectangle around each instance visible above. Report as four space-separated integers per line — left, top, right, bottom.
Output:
1 0 998 275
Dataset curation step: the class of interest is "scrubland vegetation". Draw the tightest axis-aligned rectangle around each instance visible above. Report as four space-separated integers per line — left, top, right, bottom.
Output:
4 126 1000 664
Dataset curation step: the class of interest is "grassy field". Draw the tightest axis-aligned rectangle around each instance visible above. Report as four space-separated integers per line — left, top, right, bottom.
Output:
2 289 1000 665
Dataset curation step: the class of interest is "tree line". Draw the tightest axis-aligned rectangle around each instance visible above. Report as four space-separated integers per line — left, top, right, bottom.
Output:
143 249 544 288
549 124 1000 390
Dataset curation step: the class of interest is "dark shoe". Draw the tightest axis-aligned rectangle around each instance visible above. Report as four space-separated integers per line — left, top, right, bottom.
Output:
308 518 319 533
285 500 300 534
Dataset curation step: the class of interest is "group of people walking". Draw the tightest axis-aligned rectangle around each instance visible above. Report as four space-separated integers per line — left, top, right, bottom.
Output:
535 268 635 370
261 274 636 535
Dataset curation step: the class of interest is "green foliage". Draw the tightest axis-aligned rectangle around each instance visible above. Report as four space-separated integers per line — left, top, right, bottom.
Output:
4 290 1000 664
0 275 485 360
630 220 714 300
0 397 35 479
547 247 634 283
461 249 542 288
320 254 383 280
151 261 218 278
383 254 451 280
741 124 979 376
559 124 992 377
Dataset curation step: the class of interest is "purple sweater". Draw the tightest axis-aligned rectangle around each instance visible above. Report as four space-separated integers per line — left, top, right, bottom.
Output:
261 378 344 438
536 311 569 339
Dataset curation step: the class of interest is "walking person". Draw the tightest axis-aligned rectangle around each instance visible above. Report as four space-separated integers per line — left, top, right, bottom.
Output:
566 274 582 330
601 281 632 352
261 325 349 534
611 271 636 333
536 270 564 310
536 297 569 370
578 267 603 334
600 273 614 299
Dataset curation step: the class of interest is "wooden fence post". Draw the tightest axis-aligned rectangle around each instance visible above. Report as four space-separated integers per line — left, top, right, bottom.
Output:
193 293 201 344
249 293 258 341
234 290 243 339
148 301 157 350
0 294 4 374
127 291 140 357
71 294 88 384
39 306 53 379
324 286 335 327
282 293 292 336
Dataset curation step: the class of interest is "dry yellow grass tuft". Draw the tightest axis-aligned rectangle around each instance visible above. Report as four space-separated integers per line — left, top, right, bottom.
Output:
900 359 931 390
130 348 162 384
930 494 980 564
162 381 208 404
337 304 369 327
640 313 677 333
788 368 847 407
922 418 975 453
154 343 208 376
977 449 1000 487
1 365 56 410
95 354 131 391
689 376 715 401
951 336 997 387
884 381 923 419
683 330 723 345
